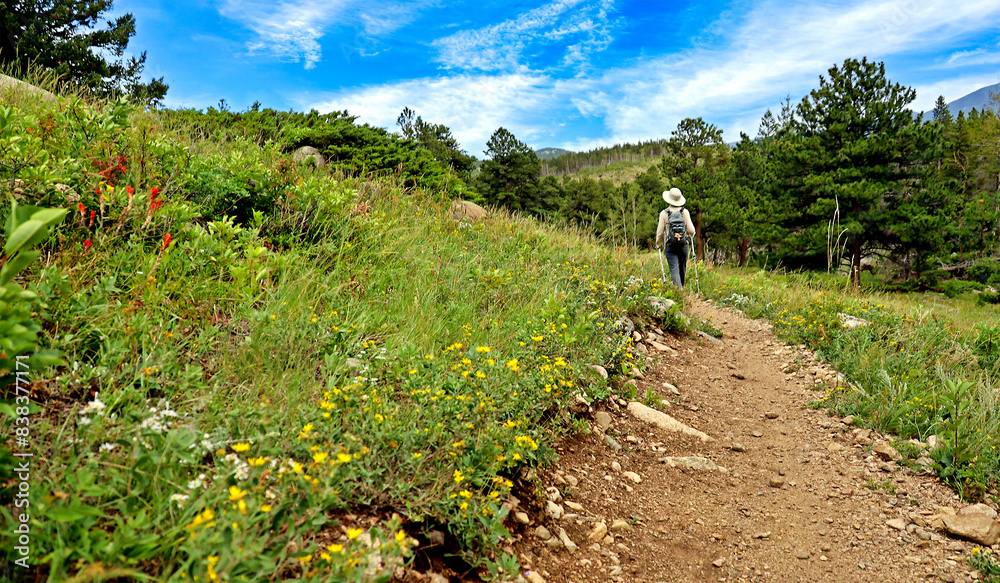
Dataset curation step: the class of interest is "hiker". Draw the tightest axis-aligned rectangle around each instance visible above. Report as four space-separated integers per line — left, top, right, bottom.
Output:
654 187 696 289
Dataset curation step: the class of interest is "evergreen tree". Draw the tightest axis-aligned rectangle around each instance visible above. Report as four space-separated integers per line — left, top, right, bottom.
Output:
396 108 476 182
0 0 167 104
478 127 543 214
769 57 934 286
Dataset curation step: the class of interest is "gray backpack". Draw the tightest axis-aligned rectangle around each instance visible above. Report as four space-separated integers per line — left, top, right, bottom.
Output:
665 209 687 246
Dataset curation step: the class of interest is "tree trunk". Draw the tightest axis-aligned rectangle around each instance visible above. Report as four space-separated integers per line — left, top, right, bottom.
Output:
738 238 750 267
850 238 862 289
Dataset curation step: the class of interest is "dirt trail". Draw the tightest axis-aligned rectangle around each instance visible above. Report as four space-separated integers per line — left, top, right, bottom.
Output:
511 298 985 583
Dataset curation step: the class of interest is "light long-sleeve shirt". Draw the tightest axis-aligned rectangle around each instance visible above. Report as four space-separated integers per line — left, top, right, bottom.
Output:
655 206 696 247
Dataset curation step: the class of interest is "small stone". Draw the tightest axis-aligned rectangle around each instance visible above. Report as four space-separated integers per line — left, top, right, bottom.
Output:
663 382 681 395
886 518 907 531
942 514 1000 546
752 532 771 539
515 511 530 525
565 501 585 512
797 552 810 560
752 430 763 438
827 442 845 453
712 557 727 568
535 526 552 540
610 519 632 532
588 522 608 542
594 411 613 430
603 435 622 452
731 443 747 453
525 571 547 583
623 471 642 484
765 412 779 419
608 566 624 577
874 442 899 461
590 365 609 379
959 504 998 520
842 415 855 425
546 501 564 520
611 461 622 472
558 528 578 552
769 477 785 488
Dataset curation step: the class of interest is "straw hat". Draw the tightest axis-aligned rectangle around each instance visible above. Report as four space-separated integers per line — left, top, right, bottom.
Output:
662 187 685 207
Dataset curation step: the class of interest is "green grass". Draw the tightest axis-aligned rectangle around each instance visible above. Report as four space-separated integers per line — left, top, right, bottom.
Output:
0 79 681 581
700 266 1000 500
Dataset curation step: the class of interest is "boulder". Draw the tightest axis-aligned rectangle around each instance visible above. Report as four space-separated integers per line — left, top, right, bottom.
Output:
942 514 1000 546
645 297 676 319
291 146 325 168
450 200 487 220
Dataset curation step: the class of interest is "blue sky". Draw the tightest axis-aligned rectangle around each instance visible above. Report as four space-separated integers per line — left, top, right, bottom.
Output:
117 0 1000 157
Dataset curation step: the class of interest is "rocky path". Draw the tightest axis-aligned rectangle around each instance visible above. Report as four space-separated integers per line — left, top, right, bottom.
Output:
509 298 996 583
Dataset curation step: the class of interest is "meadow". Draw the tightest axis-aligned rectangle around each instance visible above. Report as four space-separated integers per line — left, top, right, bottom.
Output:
0 77 681 582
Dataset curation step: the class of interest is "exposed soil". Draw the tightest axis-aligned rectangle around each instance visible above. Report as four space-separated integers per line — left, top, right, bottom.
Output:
507 298 990 583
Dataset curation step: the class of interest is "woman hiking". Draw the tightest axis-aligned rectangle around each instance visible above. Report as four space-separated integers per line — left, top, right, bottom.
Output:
654 187 696 290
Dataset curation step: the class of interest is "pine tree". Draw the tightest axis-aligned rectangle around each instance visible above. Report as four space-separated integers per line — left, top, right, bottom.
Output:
478 128 543 215
769 57 934 286
0 0 167 103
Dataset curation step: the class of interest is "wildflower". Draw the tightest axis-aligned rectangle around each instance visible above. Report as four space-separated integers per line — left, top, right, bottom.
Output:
78 202 85 217
83 239 92 251
99 442 115 452
506 359 520 372
347 528 363 540
89 210 96 227
260 504 272 512
453 469 465 483
163 233 172 250
476 346 491 353
328 543 343 553
413 452 423 459
228 486 246 501
337 452 352 463
170 493 190 506
232 442 251 453
313 452 328 464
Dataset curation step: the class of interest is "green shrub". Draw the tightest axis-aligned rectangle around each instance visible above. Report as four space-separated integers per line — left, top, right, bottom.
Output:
967 258 1000 284
940 279 984 298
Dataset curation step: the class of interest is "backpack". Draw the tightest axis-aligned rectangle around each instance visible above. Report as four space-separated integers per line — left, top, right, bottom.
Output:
665 209 687 246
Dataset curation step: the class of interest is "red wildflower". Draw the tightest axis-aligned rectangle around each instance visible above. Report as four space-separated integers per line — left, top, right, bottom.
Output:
78 202 85 216
126 186 134 196
150 187 159 201
83 240 92 251
89 210 96 227
163 233 172 250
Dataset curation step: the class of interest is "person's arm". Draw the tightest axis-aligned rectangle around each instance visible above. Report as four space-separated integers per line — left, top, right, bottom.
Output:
683 209 696 237
655 210 666 248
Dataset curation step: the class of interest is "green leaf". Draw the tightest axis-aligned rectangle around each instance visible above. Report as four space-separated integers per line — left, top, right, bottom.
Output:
48 503 101 523
4 220 47 256
0 250 40 285
29 207 68 229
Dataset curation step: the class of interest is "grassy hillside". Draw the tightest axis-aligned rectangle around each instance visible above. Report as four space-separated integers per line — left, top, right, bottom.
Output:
0 75 683 581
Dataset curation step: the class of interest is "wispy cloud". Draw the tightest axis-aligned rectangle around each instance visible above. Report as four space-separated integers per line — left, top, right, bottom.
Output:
218 0 435 68
306 0 1000 155
301 74 556 155
432 0 618 72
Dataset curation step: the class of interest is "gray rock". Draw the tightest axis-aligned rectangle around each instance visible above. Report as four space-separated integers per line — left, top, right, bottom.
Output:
697 330 723 345
291 145 325 168
558 528 578 552
627 401 713 442
589 365 609 379
614 317 635 336
645 297 677 318
546 501 564 520
731 443 747 453
874 442 898 461
959 503 998 520
603 435 622 452
450 200 487 220
662 382 680 395
886 518 907 531
535 525 552 540
622 471 642 484
660 456 727 473
797 552 810 560
565 501 584 512
594 411 611 431
942 514 1000 546
515 511 530 524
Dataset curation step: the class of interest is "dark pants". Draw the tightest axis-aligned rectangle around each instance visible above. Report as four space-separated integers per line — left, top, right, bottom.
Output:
663 243 688 289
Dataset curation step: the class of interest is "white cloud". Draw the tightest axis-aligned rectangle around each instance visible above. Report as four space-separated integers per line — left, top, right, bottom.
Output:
218 0 435 68
304 0 1000 154
432 0 617 72
301 74 557 155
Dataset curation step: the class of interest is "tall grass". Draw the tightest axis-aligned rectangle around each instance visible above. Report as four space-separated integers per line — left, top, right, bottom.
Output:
0 77 678 582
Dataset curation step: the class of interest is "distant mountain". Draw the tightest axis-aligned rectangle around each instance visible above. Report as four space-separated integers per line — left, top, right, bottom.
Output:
947 83 1000 116
535 147 574 160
